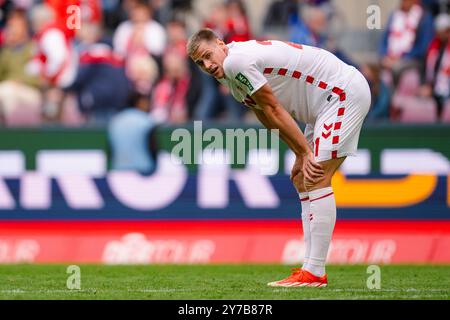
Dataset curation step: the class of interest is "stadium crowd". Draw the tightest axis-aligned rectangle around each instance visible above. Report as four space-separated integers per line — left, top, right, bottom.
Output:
0 0 449 127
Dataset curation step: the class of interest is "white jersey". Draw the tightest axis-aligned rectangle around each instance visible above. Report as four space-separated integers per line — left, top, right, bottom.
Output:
219 40 358 124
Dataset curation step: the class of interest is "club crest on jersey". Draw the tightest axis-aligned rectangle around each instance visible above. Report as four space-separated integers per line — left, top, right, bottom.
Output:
235 73 254 92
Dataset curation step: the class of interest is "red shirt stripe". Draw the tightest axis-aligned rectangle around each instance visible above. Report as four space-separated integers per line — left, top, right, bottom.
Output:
318 81 328 89
292 71 301 79
278 68 288 76
310 192 334 202
332 87 343 95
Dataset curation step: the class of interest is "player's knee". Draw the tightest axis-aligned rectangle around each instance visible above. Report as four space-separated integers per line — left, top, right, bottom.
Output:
304 157 345 191
304 174 332 191
292 172 307 193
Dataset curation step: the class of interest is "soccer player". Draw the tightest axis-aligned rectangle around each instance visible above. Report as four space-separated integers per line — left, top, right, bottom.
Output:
187 29 371 287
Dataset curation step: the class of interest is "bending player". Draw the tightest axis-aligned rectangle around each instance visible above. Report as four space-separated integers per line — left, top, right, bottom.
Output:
187 29 371 287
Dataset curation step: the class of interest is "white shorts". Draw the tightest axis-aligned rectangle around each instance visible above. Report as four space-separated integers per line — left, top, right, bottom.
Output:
304 70 371 162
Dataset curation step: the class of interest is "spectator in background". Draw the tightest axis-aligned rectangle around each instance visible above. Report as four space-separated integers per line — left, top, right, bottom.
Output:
289 5 327 47
422 0 450 17
27 3 78 121
204 0 251 43
289 5 356 67
165 19 202 118
263 0 299 33
149 0 194 25
113 0 166 77
108 91 158 173
0 9 42 125
165 18 188 56
45 0 78 40
204 2 229 39
362 64 392 122
127 53 159 95
194 2 248 122
151 51 190 124
102 0 130 31
80 0 103 25
379 0 434 86
0 0 13 33
421 13 450 120
150 0 171 25
224 0 252 43
68 22 131 123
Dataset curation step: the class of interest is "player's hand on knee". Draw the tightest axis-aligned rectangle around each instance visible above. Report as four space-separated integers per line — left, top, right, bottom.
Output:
302 152 324 184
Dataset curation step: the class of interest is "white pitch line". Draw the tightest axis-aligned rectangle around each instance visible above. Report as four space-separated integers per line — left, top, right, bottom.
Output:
0 288 448 294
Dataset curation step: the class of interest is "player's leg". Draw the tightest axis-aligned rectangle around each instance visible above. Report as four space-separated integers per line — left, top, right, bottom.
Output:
270 71 371 288
268 168 313 287
302 156 345 280
299 70 371 285
267 126 313 287
292 169 310 269
292 123 314 270
269 159 342 288
288 70 371 287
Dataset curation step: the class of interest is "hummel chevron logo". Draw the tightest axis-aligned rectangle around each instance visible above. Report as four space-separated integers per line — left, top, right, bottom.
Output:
322 123 332 139
322 132 331 139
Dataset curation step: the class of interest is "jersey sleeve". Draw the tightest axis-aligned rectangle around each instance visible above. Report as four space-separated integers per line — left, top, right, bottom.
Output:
223 54 267 96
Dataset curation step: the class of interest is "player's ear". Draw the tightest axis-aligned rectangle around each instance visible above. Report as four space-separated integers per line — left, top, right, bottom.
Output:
216 38 225 46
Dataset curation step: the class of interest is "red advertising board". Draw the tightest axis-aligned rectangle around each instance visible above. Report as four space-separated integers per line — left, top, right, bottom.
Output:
0 220 449 264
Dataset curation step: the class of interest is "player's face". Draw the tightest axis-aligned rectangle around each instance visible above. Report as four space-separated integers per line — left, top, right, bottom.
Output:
191 39 228 79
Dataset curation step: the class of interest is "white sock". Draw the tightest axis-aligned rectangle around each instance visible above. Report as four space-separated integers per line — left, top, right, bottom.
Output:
304 187 336 277
299 192 311 269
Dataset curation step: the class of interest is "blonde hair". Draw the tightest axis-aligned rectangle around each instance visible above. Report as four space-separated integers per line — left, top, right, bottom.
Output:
186 28 220 57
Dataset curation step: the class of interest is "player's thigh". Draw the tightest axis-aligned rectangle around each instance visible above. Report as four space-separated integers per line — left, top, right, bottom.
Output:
292 169 307 193
319 157 346 177
304 157 346 191
303 123 314 150
312 79 370 162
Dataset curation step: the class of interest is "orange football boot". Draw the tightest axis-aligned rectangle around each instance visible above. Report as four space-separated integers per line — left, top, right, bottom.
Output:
268 269 328 288
267 268 303 287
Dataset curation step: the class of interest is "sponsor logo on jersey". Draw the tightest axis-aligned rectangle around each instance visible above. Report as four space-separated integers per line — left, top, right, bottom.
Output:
235 73 254 92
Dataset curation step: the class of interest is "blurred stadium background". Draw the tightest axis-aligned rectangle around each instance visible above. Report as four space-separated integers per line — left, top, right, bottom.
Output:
0 0 449 268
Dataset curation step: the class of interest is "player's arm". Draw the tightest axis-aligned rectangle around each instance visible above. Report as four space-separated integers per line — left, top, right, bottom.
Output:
251 83 324 180
251 107 290 148
251 83 310 156
252 106 304 181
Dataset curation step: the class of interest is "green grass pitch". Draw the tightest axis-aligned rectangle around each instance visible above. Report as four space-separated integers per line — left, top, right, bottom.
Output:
0 264 449 300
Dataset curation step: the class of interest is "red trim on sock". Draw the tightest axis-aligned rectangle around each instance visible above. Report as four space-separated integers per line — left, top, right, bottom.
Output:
310 192 334 202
